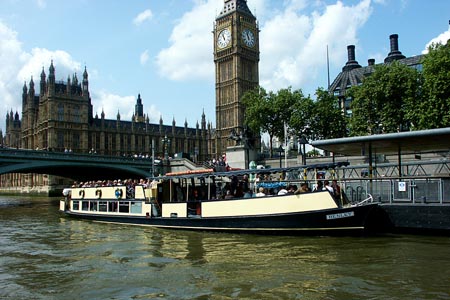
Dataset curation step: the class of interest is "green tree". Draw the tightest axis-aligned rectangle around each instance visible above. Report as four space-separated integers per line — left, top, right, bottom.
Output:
418 41 450 128
311 88 347 139
288 90 314 139
349 62 421 136
242 86 299 157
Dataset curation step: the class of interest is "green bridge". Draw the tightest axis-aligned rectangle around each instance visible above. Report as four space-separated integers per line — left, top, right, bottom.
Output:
0 148 160 181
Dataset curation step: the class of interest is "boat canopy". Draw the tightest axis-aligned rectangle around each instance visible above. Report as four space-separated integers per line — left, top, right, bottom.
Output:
153 161 350 181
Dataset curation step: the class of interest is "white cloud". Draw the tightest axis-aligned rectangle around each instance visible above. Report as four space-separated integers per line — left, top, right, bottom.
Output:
17 48 81 85
140 49 149 65
133 9 153 26
156 0 372 93
155 0 267 82
260 0 372 92
156 0 222 81
0 21 27 124
422 26 450 54
92 90 136 121
91 90 161 124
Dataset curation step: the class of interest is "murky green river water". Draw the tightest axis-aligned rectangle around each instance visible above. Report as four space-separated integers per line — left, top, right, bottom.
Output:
0 195 449 300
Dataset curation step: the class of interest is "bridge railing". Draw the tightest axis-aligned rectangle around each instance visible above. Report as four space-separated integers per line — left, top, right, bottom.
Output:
0 148 156 165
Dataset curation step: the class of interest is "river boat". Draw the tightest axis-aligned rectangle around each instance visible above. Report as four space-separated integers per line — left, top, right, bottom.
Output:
59 162 379 235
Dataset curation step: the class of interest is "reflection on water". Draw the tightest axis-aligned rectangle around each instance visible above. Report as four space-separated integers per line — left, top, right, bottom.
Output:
0 195 450 300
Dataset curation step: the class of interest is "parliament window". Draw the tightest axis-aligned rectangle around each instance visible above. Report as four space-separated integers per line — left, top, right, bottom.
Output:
73 105 81 123
57 131 64 150
57 104 64 121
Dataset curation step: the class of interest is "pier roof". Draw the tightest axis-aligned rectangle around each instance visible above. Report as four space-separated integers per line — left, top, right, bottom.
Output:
311 127 450 156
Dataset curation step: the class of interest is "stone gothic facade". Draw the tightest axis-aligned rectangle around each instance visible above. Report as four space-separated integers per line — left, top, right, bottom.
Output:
5 61 210 161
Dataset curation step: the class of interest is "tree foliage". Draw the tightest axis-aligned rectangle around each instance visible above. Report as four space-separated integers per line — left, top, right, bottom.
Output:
242 86 302 157
310 88 347 139
242 86 345 155
349 62 421 136
418 41 450 128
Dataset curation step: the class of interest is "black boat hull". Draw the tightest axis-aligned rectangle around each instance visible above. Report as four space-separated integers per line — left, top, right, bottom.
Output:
62 203 378 235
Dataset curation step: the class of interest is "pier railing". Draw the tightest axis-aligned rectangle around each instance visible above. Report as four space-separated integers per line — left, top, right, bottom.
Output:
342 177 450 205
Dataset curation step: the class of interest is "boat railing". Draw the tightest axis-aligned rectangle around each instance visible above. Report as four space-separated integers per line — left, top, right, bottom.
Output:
351 194 374 207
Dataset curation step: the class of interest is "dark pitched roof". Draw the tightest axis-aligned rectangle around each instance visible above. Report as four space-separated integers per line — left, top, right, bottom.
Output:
217 0 254 19
329 54 425 98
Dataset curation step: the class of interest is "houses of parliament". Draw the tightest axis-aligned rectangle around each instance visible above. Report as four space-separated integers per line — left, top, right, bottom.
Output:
1 0 260 192
5 61 211 160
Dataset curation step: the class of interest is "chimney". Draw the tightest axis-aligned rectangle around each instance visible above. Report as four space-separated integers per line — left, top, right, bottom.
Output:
368 58 375 66
347 45 356 62
384 34 405 63
343 45 361 71
389 34 399 53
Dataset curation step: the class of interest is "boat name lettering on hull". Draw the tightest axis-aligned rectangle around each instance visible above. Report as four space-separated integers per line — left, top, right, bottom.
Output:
326 211 355 220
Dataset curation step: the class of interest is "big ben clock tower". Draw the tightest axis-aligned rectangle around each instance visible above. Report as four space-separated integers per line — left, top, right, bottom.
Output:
214 0 259 156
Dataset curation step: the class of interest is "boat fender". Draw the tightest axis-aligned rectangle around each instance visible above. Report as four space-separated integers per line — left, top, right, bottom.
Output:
79 189 85 199
115 188 123 199
95 189 102 199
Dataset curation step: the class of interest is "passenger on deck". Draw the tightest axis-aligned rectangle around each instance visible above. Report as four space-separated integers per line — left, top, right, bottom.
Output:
255 187 266 197
287 185 297 194
331 180 341 199
243 188 253 198
313 181 323 192
323 180 334 194
224 190 234 199
295 183 310 194
277 187 288 195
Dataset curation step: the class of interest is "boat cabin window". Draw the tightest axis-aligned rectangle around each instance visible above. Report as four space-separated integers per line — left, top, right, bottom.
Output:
98 201 108 212
73 200 79 210
89 201 98 212
82 201 89 211
108 201 118 212
119 201 130 213
130 202 142 214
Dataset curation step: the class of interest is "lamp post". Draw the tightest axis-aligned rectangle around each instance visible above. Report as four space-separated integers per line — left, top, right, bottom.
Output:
161 135 171 160
277 145 284 168
298 136 308 165
161 135 171 174
151 138 155 176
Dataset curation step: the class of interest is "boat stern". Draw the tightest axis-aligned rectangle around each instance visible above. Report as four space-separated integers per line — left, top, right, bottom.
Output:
59 199 66 212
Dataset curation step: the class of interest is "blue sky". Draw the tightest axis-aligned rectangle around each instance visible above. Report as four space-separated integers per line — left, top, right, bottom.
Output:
1 0 449 134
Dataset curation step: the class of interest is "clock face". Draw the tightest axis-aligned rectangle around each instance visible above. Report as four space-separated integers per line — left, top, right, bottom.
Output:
217 28 231 49
242 28 255 47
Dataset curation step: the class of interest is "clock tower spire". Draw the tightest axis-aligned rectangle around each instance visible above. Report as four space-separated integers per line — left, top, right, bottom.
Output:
213 0 260 156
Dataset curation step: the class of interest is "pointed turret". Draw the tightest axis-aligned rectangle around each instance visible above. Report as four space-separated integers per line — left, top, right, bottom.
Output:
82 66 89 97
48 60 55 95
116 110 121 129
40 67 46 96
66 75 71 94
22 81 28 107
134 94 144 122
72 73 78 86
29 76 35 99
172 117 176 135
